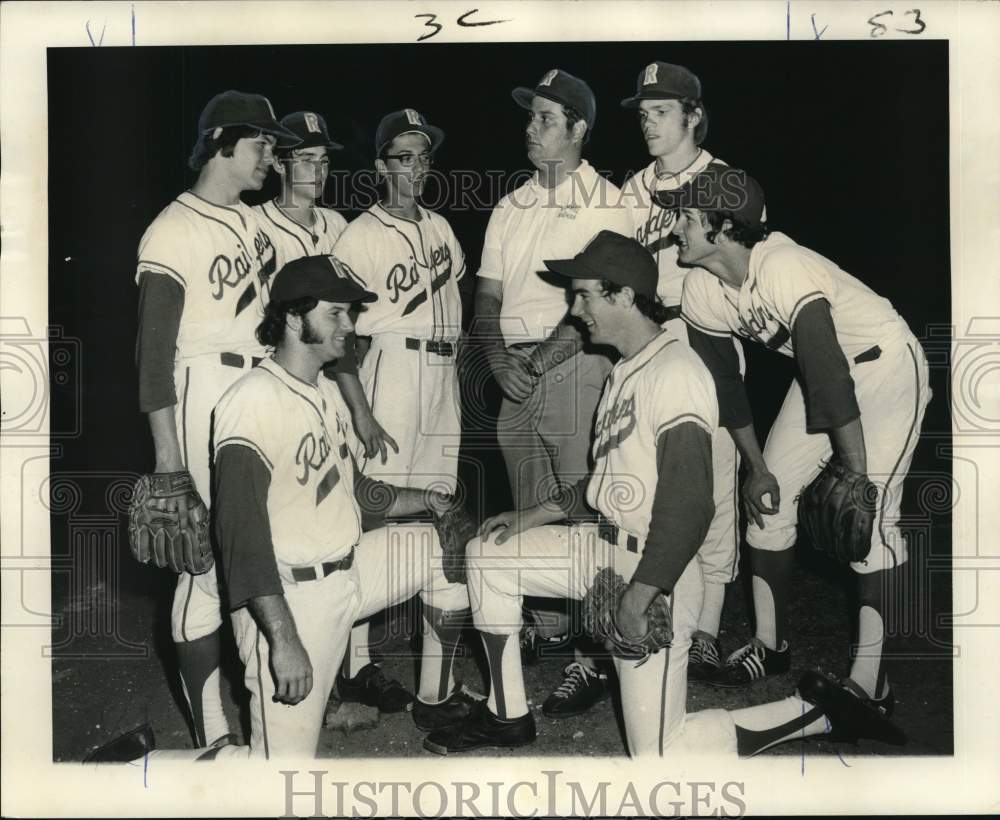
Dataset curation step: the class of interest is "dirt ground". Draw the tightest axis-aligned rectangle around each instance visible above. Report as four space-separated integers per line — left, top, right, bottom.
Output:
53 526 952 762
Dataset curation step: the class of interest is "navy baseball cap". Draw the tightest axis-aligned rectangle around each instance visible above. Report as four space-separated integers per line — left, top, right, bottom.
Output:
621 62 702 107
543 230 657 300
197 90 301 147
270 255 377 305
375 109 445 156
654 163 766 227
280 111 344 151
512 69 597 130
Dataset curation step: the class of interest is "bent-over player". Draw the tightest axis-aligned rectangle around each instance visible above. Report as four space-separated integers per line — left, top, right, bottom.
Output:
131 90 299 749
424 231 906 756
91 255 474 760
618 61 742 682
663 165 929 711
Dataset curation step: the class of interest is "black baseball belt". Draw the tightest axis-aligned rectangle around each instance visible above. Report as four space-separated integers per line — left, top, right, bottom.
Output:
595 516 639 553
405 337 455 357
290 546 356 582
220 352 263 369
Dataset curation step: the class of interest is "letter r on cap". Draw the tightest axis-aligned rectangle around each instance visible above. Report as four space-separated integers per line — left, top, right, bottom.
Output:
539 69 558 86
304 113 321 133
404 108 423 125
643 63 658 86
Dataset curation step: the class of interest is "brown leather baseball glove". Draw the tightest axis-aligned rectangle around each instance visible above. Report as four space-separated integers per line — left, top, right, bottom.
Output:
583 567 673 665
128 470 213 574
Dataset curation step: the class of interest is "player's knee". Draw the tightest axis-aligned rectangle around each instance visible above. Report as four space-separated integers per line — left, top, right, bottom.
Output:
670 709 738 755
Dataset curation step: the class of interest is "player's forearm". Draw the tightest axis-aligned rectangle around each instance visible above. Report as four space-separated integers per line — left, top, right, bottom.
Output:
473 287 506 359
727 423 769 474
829 417 867 474
248 593 302 647
622 579 660 612
334 372 374 421
528 321 583 375
147 406 185 473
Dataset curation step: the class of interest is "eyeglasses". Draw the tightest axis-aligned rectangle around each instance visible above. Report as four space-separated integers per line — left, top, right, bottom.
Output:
383 151 433 168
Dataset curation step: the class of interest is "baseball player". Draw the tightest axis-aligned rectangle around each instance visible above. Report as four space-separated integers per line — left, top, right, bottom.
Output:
425 230 904 757
662 165 930 710
132 90 299 749
328 109 467 712
474 69 633 701
93 255 474 760
617 61 743 683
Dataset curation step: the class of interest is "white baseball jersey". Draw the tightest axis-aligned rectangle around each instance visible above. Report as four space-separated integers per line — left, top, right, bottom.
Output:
477 160 633 344
622 150 720 307
587 331 718 540
213 358 361 572
681 231 912 360
255 199 348 273
333 203 465 341
136 191 275 360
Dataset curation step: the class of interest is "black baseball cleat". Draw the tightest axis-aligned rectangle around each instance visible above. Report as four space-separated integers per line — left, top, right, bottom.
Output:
84 723 155 763
709 639 791 688
412 686 484 731
542 662 610 718
423 701 536 755
797 671 907 746
687 636 723 682
337 662 414 713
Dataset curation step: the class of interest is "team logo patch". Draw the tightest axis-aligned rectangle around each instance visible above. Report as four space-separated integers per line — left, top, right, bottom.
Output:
643 63 658 86
404 108 424 126
539 69 558 86
304 112 321 133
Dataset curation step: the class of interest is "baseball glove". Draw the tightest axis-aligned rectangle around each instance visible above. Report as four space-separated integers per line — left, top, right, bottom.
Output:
433 499 477 585
797 459 878 563
583 567 673 665
128 471 213 574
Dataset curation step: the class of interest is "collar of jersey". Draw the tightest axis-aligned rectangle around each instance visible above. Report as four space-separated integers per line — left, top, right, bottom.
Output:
745 231 791 293
528 158 597 202
373 201 426 226
259 356 322 401
616 327 676 368
642 149 717 194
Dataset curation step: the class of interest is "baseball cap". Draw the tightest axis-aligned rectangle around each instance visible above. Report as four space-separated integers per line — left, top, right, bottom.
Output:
197 90 301 147
620 61 702 108
375 109 445 157
512 69 597 130
654 163 766 226
270 255 377 305
280 111 344 151
543 230 657 300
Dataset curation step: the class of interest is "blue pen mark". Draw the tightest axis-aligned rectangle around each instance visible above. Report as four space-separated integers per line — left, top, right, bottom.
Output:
786 0 791 40
144 749 149 787
811 13 828 39
131 3 136 45
85 19 107 47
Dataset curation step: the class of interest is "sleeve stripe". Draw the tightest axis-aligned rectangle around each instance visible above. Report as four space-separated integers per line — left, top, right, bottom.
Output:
788 291 826 328
655 413 714 438
680 312 731 337
137 261 186 288
216 438 273 472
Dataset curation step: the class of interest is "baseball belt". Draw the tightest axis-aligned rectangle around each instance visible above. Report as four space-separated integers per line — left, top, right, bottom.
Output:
220 352 263 369
594 516 639 553
289 546 356 582
853 345 882 365
662 305 682 322
405 337 455 357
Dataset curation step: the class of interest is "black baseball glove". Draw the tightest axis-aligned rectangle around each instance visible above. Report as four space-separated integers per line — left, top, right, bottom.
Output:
797 459 878 563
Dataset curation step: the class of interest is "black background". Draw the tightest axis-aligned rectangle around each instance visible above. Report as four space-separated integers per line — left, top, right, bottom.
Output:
47 39 951 551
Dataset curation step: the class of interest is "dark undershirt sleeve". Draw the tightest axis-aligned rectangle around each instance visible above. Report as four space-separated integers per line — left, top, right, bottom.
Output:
686 325 752 429
136 272 184 413
324 332 359 378
792 299 861 432
214 444 283 610
632 422 715 593
353 471 399 531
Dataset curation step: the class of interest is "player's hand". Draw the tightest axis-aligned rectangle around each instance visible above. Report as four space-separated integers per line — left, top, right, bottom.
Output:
742 467 781 530
269 634 313 705
491 351 536 403
614 596 650 645
479 505 553 544
354 410 399 464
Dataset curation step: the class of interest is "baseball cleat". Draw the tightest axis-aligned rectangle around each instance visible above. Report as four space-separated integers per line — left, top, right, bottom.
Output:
542 662 610 718
423 701 536 755
708 639 791 688
687 636 722 682
797 670 907 746
519 625 569 667
84 723 155 763
412 686 485 731
337 662 414 713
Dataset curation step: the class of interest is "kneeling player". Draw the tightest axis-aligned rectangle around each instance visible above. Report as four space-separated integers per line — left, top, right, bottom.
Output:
89 255 473 761
423 231 903 757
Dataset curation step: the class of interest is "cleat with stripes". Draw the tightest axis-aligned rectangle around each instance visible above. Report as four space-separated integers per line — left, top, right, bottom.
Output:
708 639 790 688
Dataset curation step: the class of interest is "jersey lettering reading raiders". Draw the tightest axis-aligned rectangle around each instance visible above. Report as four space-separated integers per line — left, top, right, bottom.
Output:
622 149 720 307
136 192 275 359
255 200 348 273
681 232 911 360
333 203 465 341
587 331 718 541
213 358 362 572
